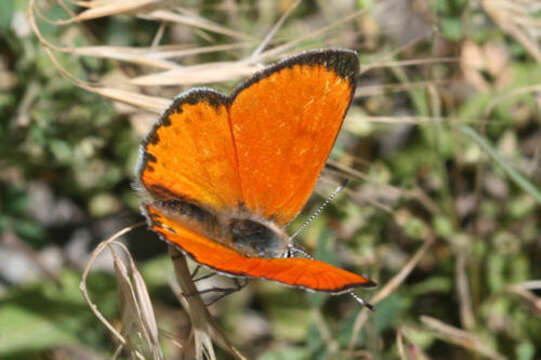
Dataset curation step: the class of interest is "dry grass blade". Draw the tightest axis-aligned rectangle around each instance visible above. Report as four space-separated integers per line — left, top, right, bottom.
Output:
369 236 434 302
505 283 541 315
250 0 301 58
29 0 255 95
28 0 373 108
80 221 163 359
396 330 406 360
347 235 434 351
354 79 451 98
79 222 145 352
327 160 441 216
168 246 247 360
420 316 505 360
111 247 144 359
41 45 170 113
145 10 253 41
358 116 446 124
396 328 431 360
323 163 399 214
456 249 475 330
360 57 458 73
72 46 181 70
59 0 172 24
459 125 541 203
518 280 541 290
30 1 252 70
130 62 260 86
150 43 253 59
29 1 169 112
131 264 161 349
482 0 541 63
110 244 163 359
484 83 541 116
251 8 370 64
93 87 169 113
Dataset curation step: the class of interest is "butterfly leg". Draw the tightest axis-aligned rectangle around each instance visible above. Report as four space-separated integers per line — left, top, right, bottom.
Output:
281 244 313 259
190 264 202 279
193 272 217 283
199 278 248 306
181 275 248 305
179 266 220 297
190 265 221 283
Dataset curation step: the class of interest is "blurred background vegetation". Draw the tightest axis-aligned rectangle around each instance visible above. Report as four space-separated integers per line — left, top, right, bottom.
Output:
0 0 540 359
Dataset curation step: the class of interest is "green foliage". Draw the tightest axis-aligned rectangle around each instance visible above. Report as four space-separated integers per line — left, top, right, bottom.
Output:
2 0 540 358
0 271 117 357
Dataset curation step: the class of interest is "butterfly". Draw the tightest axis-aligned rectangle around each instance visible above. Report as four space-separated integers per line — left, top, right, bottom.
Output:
137 49 376 297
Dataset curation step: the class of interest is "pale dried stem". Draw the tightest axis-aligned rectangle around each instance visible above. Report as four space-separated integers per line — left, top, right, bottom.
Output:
112 344 124 360
484 84 541 117
518 280 541 290
168 246 247 360
355 79 451 98
347 235 434 351
143 9 253 41
109 244 162 359
456 250 476 330
344 187 395 214
421 316 505 360
361 57 457 73
41 47 169 113
505 283 541 314
79 222 145 352
396 328 431 360
396 330 406 360
313 309 339 355
482 0 541 63
326 160 441 215
358 116 450 124
250 0 301 58
249 8 369 64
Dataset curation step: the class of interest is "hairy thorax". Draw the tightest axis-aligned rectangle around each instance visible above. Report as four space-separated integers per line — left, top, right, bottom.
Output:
150 199 289 258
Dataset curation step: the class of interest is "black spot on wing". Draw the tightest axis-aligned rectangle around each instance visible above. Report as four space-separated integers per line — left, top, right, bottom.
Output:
136 88 229 185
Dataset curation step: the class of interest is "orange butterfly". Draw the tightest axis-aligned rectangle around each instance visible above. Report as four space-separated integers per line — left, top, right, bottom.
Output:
137 49 376 297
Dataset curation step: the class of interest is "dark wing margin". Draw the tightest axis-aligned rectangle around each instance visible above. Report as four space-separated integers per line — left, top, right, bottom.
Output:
136 88 243 211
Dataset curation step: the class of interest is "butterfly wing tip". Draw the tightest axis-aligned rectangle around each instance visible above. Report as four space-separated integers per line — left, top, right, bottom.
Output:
362 279 378 288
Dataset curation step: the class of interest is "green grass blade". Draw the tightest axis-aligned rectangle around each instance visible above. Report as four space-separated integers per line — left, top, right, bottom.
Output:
459 125 541 203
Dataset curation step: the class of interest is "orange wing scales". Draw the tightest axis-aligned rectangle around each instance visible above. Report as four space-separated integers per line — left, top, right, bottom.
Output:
230 54 357 225
145 205 376 292
138 90 242 210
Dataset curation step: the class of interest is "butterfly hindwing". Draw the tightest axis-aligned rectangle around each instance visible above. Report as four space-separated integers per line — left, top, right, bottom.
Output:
144 204 376 293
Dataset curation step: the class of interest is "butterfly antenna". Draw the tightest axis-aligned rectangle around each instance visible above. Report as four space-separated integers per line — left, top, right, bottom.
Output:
288 179 349 244
349 292 375 311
